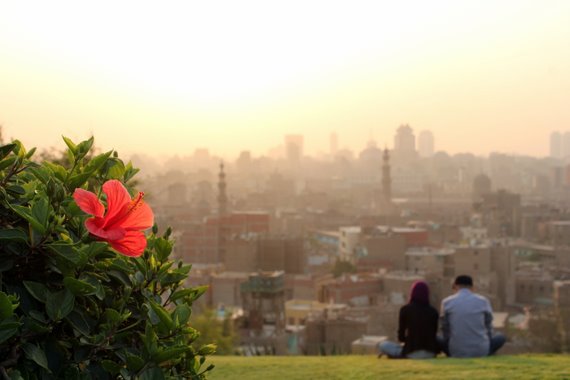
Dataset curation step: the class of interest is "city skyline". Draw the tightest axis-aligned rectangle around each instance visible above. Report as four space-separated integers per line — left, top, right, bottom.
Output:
1 1 569 159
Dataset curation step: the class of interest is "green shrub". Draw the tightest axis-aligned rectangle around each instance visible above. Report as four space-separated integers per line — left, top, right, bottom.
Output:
0 137 214 379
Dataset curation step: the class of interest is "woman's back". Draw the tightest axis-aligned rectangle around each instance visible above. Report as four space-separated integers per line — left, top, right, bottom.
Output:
398 301 439 356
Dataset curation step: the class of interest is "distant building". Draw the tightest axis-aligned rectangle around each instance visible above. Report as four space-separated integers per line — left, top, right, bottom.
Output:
241 271 286 334
563 131 570 158
393 124 417 162
472 174 492 202
394 124 416 152
285 135 304 164
418 130 434 158
304 305 366 355
554 280 570 349
178 212 270 264
550 131 562 159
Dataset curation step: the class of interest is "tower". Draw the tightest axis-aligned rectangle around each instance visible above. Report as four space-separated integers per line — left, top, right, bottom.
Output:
217 162 228 216
217 162 228 263
394 124 416 153
382 148 392 202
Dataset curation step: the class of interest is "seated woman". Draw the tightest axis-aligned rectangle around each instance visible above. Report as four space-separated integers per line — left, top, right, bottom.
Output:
378 280 439 359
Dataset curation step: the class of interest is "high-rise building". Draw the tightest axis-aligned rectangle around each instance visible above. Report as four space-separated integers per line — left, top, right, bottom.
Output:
563 132 570 158
393 124 417 162
382 148 392 202
284 134 304 163
418 130 434 158
550 131 562 159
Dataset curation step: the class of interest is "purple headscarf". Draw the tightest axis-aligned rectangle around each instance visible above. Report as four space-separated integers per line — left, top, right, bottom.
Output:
409 280 430 305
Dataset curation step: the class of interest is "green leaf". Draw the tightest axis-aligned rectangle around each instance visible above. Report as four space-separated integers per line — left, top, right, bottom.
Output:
0 228 28 244
152 346 190 363
148 301 173 331
46 242 84 265
22 343 50 371
0 319 21 344
66 310 91 336
31 196 50 233
25 147 37 159
154 238 173 262
82 241 108 258
44 161 68 182
75 137 94 161
170 288 196 302
172 304 191 325
0 156 16 171
104 308 121 324
139 367 164 380
24 318 51 334
23 281 48 303
83 150 112 174
62 136 77 154
108 270 132 287
29 166 51 185
144 321 158 355
46 289 74 321
104 158 125 179
64 277 97 296
123 161 140 183
101 360 122 375
126 353 145 371
197 344 217 356
67 172 94 189
0 143 16 160
9 205 46 234
0 292 14 319
6 185 25 196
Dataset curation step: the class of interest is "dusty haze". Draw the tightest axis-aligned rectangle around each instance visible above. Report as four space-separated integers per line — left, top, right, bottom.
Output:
1 1 569 159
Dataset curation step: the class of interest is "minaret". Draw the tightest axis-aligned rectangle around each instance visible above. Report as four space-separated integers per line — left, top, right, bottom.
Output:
382 147 392 202
217 161 228 216
217 161 228 263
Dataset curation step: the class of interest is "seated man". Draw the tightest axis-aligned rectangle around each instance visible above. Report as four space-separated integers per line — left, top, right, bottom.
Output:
439 275 506 358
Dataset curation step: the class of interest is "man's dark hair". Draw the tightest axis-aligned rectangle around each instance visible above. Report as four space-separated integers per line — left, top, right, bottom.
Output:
454 275 473 287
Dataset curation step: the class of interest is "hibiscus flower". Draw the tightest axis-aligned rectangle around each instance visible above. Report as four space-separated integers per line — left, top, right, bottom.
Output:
73 180 154 257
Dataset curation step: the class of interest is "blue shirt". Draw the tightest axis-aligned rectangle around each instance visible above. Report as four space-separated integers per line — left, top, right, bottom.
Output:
441 288 493 358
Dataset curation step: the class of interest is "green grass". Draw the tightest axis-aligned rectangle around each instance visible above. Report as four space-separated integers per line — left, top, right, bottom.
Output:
206 354 570 380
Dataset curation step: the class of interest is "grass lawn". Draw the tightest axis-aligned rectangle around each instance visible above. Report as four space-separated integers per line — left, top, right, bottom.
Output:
206 354 570 380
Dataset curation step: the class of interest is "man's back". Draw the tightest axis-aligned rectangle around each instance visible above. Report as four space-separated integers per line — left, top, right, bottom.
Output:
441 288 493 358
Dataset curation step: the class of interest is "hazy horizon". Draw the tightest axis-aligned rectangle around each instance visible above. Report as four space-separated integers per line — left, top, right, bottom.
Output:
1 1 569 159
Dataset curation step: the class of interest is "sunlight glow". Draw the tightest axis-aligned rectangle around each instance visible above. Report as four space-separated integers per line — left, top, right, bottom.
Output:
1 1 569 157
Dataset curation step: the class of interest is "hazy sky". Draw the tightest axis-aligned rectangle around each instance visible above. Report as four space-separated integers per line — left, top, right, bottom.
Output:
1 1 569 159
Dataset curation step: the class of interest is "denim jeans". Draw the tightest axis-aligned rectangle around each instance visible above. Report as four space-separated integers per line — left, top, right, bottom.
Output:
378 341 435 359
437 333 506 357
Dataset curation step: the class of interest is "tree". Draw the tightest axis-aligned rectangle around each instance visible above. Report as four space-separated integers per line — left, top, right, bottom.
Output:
191 308 237 355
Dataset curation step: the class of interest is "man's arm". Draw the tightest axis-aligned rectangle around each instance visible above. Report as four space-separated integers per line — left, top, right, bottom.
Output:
440 301 450 341
484 299 493 340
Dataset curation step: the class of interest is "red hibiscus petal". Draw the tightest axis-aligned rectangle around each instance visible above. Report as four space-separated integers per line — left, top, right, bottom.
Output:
101 180 131 227
118 202 154 231
109 230 148 257
73 188 105 218
85 218 126 241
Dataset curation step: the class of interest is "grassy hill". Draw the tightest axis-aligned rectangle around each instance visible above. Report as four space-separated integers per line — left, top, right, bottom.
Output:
206 354 570 380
